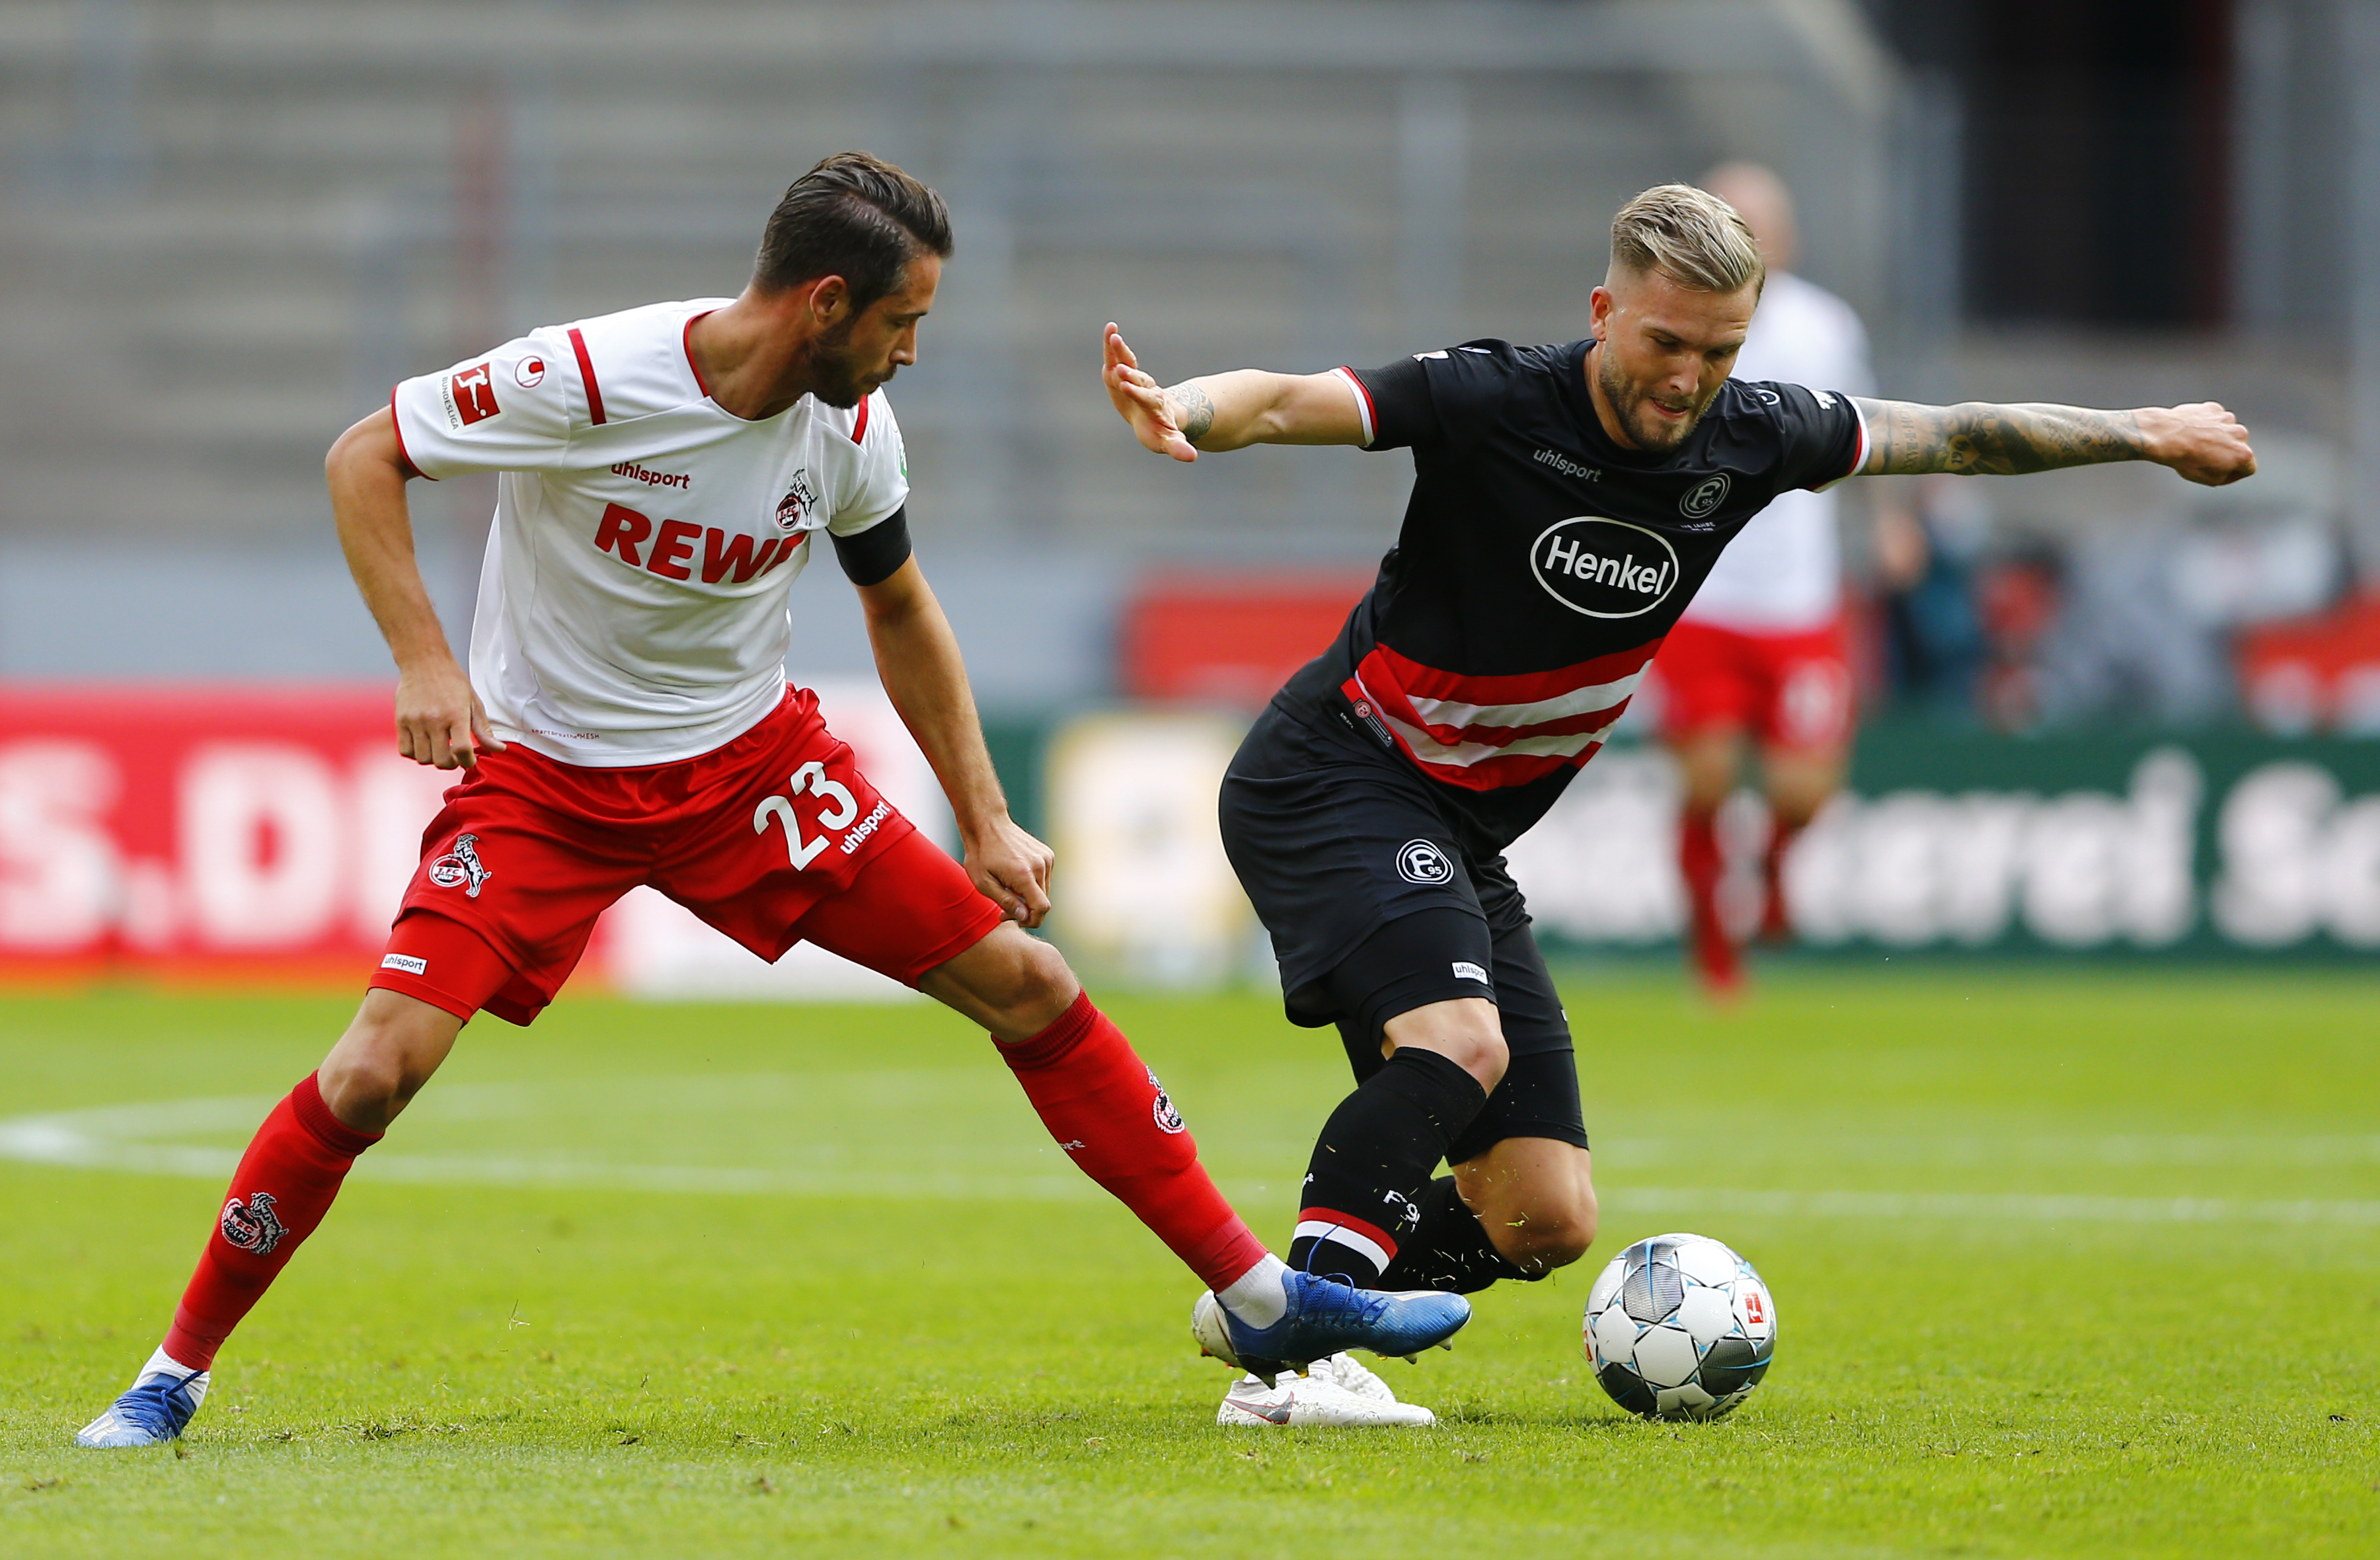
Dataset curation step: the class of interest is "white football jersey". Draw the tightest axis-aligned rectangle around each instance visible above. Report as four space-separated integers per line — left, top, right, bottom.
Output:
1685 270 1874 632
392 298 909 765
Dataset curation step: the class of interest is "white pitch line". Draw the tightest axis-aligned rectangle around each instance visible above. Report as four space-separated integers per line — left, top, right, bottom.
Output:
3 1096 2377 1228
1608 1185 2380 1229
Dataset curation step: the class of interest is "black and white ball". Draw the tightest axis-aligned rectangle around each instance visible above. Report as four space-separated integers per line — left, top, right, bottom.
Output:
1582 1231 1776 1421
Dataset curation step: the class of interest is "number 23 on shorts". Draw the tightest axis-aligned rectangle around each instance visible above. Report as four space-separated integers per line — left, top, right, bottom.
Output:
751 760 861 870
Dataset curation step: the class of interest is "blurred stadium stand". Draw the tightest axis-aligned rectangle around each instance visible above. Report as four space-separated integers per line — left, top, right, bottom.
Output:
5 1 2380 983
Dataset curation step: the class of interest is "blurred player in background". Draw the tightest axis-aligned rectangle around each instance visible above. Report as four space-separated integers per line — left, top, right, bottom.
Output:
1652 162 1888 995
1106 182 2255 1426
75 153 1465 1450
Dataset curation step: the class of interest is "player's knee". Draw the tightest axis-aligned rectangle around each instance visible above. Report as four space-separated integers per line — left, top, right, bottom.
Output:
1448 1028 1510 1090
1007 936 1079 1016
318 993 455 1131
973 929 1082 1035
1496 1188 1598 1274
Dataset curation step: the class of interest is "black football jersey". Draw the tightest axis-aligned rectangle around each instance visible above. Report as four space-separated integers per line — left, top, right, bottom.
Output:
1276 337 1864 847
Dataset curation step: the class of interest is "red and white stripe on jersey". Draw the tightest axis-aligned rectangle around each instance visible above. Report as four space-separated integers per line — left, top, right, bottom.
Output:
1295 1208 1399 1270
1331 366 1378 446
1344 639 1661 791
1809 395 1869 491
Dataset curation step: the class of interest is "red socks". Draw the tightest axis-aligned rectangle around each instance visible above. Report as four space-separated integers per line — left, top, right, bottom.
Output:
1679 806 1741 993
996 992 1268 1293
1761 818 1804 941
162 1073 381 1372
161 1003 1266 1372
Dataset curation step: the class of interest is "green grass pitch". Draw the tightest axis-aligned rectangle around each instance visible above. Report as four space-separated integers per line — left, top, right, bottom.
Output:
1 971 2374 1557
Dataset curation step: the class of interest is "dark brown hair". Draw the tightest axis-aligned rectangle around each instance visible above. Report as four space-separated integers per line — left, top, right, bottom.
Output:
753 151 953 309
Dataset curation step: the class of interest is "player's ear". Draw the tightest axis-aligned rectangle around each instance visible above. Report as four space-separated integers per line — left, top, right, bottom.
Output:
1589 284 1615 341
805 275 851 325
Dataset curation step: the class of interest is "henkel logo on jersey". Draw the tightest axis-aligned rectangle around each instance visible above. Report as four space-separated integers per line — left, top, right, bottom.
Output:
1531 517 1679 619
441 364 502 430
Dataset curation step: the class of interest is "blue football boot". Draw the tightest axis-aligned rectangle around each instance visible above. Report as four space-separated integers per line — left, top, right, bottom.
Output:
76 1350 210 1448
1193 1270 1471 1386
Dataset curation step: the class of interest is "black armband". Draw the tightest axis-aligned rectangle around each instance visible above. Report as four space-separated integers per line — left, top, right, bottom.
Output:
831 506 913 586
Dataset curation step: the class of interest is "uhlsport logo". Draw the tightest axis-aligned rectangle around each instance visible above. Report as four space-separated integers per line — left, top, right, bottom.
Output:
1149 1070 1186 1134
1679 473 1731 518
1397 838 1455 885
221 1192 288 1257
428 833 493 898
1531 516 1679 619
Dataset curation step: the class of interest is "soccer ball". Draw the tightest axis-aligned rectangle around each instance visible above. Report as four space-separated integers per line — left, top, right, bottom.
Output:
1581 1231 1775 1421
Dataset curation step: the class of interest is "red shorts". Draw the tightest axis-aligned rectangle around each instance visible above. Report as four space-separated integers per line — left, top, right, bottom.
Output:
369 687 1005 1025
1652 616 1855 751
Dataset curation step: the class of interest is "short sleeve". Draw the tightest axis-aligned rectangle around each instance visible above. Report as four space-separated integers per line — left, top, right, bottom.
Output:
391 330 579 481
827 391 910 537
1340 341 1516 454
1757 381 1867 492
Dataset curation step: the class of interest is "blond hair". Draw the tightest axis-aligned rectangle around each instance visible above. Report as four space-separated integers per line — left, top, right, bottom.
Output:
1609 184 1765 295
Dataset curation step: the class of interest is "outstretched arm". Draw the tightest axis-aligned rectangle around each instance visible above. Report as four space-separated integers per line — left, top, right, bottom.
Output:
1103 323 1367 460
1853 397 2256 488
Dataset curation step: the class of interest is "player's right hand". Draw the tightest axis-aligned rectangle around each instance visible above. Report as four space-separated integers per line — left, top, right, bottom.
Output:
395 658 506 769
2145 401 2256 487
1103 323 1200 462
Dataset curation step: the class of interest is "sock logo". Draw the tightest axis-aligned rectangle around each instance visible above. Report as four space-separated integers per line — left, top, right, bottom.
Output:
428 833 494 898
1381 1188 1422 1233
1148 1070 1186 1134
220 1192 288 1257
1395 839 1454 885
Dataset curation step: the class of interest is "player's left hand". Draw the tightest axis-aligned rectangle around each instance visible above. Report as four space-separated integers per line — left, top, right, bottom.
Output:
964 816 1056 928
2142 401 2257 487
1103 323 1200 462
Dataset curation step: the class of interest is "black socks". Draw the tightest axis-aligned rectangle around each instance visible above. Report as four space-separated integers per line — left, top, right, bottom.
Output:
1378 1175 1541 1294
1290 1048 1486 1287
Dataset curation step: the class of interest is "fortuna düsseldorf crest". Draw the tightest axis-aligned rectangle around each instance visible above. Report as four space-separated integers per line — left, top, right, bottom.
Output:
220 1192 289 1256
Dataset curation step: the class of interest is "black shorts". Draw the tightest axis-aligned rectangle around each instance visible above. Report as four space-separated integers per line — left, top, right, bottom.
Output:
1219 699 1589 1163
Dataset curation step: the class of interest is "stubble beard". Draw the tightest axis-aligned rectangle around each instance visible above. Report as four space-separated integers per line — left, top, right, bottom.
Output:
1596 346 1702 453
802 317 882 410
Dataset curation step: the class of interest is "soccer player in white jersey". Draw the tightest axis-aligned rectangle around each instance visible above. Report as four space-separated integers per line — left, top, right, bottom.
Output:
75 153 1467 1449
1651 163 1882 994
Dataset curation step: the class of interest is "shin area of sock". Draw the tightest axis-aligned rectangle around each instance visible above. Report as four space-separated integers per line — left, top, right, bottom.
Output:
1293 1048 1488 1282
161 1073 381 1372
996 992 1268 1294
1377 1176 1537 1294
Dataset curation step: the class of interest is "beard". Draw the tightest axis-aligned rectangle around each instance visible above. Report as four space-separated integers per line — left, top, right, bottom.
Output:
800 317 886 409
1595 345 1707 453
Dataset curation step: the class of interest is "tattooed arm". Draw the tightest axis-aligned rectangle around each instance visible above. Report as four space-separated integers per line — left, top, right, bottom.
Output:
1853 397 2257 487
1102 323 1366 461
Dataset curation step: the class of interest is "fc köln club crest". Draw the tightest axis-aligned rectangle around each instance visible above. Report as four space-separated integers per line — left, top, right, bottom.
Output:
772 469 818 532
221 1192 288 1256
428 833 493 898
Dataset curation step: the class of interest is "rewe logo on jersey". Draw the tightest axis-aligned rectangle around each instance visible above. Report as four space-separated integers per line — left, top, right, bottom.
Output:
1530 516 1679 619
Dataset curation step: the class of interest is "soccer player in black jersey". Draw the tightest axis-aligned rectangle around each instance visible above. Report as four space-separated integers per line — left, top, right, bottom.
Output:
1105 183 2256 1421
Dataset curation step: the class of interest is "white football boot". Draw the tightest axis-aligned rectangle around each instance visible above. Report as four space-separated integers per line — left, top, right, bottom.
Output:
1216 1352 1436 1428
75 1348 211 1448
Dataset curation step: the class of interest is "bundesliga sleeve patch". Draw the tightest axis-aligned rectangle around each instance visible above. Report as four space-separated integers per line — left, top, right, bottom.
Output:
440 363 502 430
